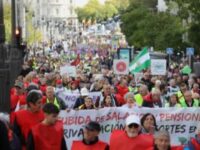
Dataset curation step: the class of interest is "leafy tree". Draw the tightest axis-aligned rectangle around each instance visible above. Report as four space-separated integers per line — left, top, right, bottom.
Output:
76 0 103 22
101 1 118 19
106 0 129 12
76 0 119 23
169 0 200 49
3 2 11 42
3 2 42 44
129 0 158 10
121 3 184 51
26 11 43 44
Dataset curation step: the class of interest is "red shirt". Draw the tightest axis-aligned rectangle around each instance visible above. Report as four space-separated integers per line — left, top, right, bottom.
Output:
110 130 153 150
31 121 64 150
72 140 108 150
14 109 44 141
116 84 129 98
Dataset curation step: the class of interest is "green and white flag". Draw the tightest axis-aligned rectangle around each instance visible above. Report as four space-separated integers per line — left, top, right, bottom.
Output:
129 47 151 73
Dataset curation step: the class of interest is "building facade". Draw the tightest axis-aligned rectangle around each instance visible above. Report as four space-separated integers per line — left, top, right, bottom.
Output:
31 0 78 41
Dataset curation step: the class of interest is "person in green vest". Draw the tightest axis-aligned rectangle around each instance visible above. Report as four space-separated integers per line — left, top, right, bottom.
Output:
45 86 67 110
165 93 181 108
32 59 37 70
128 80 138 94
176 83 188 104
134 84 149 106
180 90 199 107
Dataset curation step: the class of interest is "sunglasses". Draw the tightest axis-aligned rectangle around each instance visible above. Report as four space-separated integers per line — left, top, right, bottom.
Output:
128 123 139 129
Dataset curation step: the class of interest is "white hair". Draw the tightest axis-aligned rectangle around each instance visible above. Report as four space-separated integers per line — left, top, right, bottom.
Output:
124 92 135 100
154 130 170 140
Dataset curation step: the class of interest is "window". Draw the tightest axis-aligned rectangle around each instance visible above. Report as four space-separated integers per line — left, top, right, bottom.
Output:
56 8 59 15
70 7 73 15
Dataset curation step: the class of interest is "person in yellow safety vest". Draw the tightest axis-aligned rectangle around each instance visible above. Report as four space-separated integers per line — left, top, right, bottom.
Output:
180 90 199 107
45 86 67 110
134 84 149 106
176 83 188 104
128 80 138 94
165 93 181 108
32 59 37 70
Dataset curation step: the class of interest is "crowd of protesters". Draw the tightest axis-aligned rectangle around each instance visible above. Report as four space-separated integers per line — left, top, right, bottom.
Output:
0 42 200 150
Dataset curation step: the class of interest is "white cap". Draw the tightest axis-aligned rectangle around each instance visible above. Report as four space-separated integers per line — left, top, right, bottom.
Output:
81 87 89 96
125 115 141 126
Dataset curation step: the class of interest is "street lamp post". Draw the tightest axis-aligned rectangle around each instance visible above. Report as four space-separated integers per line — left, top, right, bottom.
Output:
0 0 10 112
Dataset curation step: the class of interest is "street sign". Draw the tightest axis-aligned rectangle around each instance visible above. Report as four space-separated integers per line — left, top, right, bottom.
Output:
118 48 131 62
186 47 194 56
166 48 174 55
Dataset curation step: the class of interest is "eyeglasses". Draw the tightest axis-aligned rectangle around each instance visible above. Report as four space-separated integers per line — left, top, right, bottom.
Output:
128 123 139 129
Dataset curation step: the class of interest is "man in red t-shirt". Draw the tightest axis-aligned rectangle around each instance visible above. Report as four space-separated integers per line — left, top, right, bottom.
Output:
27 103 67 150
13 90 44 150
10 81 26 124
110 115 153 150
72 121 109 150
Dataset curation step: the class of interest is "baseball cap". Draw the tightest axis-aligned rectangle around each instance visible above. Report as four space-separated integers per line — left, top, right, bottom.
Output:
125 115 141 126
84 121 101 132
14 81 24 89
81 87 89 96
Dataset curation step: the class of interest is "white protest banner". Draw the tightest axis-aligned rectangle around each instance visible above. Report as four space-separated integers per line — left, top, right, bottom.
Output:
88 92 101 103
113 59 129 75
57 92 101 108
151 59 167 75
58 92 80 108
59 107 200 149
60 65 76 77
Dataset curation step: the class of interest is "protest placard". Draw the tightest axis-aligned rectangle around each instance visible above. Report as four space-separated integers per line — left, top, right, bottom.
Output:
151 59 166 75
57 92 101 108
113 59 129 75
60 65 76 77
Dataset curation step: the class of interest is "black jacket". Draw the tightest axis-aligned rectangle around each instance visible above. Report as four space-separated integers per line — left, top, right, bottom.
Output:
0 120 10 150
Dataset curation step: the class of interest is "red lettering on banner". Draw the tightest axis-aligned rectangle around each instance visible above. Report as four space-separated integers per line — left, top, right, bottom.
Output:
185 114 191 121
62 116 91 125
160 113 165 121
68 116 74 125
166 113 171 121
96 112 129 123
85 116 91 124
111 112 118 120
158 113 200 122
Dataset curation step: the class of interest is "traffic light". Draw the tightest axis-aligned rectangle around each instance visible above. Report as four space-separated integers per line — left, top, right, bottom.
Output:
15 26 26 57
15 26 22 48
